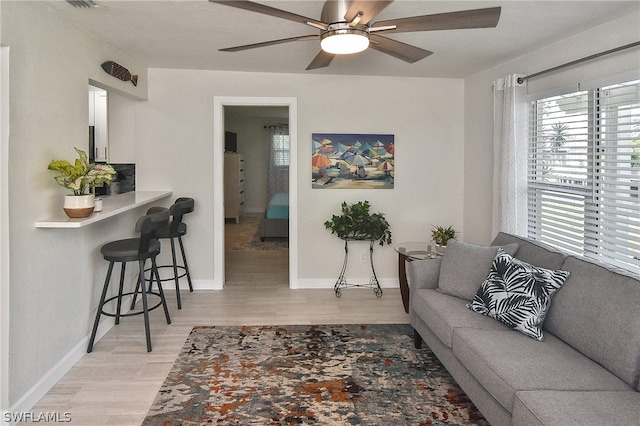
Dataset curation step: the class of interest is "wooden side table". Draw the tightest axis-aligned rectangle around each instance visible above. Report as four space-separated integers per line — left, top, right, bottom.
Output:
394 242 440 313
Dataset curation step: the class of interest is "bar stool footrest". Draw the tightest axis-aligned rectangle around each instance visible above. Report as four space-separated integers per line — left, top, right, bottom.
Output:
101 291 165 318
144 265 188 283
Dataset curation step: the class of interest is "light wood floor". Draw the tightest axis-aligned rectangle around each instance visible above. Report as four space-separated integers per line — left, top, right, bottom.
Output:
26 248 409 425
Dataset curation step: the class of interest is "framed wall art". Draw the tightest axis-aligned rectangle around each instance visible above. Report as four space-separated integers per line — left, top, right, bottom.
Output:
312 133 394 189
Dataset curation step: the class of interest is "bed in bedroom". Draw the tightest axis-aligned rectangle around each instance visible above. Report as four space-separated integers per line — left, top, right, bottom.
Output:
259 192 289 241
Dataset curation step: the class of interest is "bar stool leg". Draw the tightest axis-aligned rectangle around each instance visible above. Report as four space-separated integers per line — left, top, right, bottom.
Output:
129 268 150 310
130 271 140 310
88 261 115 353
178 236 193 292
115 263 127 325
138 259 153 352
151 256 172 324
170 238 182 309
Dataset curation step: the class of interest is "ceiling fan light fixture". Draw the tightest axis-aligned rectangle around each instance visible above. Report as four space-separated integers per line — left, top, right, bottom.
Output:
320 26 370 55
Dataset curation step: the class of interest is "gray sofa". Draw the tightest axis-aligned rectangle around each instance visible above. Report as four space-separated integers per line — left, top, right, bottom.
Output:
408 232 640 426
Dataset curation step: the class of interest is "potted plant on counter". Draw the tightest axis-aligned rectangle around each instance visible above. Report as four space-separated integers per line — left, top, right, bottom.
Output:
324 200 392 246
48 147 116 218
431 225 459 254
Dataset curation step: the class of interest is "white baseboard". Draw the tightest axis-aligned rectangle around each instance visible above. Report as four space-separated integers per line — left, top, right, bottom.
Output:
9 317 114 417
160 279 396 291
8 277 393 416
160 279 220 290
8 291 146 416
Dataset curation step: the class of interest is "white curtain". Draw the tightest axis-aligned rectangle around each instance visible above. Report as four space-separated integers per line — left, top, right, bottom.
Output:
266 125 289 202
492 74 528 237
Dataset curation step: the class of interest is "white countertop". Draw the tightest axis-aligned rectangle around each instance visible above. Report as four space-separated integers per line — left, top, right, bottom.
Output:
35 191 173 228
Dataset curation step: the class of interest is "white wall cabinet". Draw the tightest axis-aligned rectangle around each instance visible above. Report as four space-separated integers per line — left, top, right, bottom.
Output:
224 153 245 223
89 87 108 162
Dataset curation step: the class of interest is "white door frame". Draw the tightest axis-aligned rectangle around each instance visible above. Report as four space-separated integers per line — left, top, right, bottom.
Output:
1 46 10 413
213 96 298 288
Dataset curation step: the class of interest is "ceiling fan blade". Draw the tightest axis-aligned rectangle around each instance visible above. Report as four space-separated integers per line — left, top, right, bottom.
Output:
220 35 318 52
210 0 328 30
369 34 432 63
306 51 335 70
372 7 501 33
344 0 394 25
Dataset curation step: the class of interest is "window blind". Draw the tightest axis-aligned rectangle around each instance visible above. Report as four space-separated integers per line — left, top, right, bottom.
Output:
528 80 640 273
272 134 290 167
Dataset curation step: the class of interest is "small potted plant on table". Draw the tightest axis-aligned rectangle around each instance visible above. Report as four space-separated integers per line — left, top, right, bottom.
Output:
48 147 116 218
431 225 459 254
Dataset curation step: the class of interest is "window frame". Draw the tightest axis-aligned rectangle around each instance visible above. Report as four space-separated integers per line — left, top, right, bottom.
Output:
271 132 290 168
527 79 640 274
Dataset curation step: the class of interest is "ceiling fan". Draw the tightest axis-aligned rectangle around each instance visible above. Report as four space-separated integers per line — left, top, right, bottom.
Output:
210 0 501 70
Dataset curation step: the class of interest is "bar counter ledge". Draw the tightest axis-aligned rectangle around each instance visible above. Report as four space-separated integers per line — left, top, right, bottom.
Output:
35 191 173 229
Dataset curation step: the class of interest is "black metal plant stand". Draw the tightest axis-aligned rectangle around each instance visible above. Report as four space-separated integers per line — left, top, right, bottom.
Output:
334 238 383 298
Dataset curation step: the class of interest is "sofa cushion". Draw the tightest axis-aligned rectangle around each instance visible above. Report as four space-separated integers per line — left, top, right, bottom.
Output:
411 288 510 348
513 390 640 426
407 257 442 290
437 240 519 300
545 255 640 390
491 232 566 270
452 328 631 413
467 251 570 341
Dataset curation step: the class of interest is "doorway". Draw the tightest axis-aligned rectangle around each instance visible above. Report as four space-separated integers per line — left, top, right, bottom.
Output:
212 97 298 289
223 106 289 287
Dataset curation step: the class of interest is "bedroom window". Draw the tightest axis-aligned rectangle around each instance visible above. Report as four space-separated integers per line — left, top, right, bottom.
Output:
528 79 640 274
272 133 290 167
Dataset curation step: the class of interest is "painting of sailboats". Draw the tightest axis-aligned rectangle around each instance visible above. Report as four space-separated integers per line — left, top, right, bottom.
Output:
312 133 394 189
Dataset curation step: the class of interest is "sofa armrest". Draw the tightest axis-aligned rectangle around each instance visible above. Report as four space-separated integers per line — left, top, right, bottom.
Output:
407 257 441 290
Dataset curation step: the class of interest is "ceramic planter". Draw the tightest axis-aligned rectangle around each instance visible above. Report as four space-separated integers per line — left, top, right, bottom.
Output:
63 194 95 218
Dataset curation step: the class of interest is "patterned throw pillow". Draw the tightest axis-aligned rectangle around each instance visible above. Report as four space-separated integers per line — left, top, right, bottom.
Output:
467 250 570 341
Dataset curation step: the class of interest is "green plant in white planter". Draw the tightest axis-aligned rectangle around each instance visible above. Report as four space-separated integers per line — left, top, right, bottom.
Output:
48 147 116 217
431 225 459 254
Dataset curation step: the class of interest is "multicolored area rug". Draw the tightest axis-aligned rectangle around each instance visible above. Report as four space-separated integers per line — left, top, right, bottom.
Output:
225 214 288 251
143 324 488 425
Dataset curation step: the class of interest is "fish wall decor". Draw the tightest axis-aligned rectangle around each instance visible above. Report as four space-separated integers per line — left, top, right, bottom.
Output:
101 61 138 86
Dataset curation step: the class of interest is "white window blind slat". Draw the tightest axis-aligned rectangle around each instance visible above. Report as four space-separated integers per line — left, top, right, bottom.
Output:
272 133 290 167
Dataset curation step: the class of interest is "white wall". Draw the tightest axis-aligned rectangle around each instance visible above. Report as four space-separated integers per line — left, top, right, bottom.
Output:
463 10 640 245
225 111 282 214
108 91 137 164
226 107 290 214
226 115 268 213
135 70 465 287
1 1 150 409
4 0 637 415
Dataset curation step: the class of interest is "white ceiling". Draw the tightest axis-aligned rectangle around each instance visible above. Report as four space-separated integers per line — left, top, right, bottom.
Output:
45 0 639 78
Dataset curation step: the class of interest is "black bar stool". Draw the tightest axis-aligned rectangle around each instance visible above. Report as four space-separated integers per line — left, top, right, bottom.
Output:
87 208 172 353
146 197 194 309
